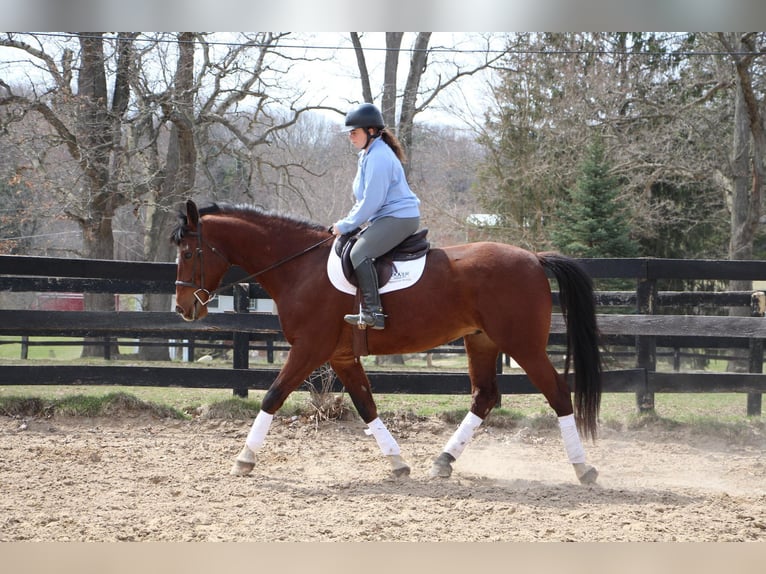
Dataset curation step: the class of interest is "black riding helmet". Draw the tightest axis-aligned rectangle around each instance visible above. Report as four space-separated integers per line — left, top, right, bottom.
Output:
344 103 385 131
344 103 384 150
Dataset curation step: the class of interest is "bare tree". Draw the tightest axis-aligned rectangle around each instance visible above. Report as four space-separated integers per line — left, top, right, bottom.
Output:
0 32 338 360
127 32 339 358
1 32 336 255
0 33 138 358
713 33 766 376
0 33 136 263
408 123 485 247
716 32 766 268
134 33 197 359
348 33 505 171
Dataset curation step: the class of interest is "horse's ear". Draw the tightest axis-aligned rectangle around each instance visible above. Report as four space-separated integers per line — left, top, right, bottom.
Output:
186 200 199 229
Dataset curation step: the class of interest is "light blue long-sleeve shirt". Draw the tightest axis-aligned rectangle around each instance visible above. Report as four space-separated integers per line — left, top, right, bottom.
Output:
334 137 420 234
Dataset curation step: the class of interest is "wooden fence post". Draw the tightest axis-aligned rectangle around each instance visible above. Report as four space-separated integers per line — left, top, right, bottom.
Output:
265 334 275 364
232 284 250 398
20 335 29 359
635 275 656 413
748 292 765 416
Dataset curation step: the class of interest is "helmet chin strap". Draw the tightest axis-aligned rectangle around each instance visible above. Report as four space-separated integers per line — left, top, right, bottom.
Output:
363 129 382 150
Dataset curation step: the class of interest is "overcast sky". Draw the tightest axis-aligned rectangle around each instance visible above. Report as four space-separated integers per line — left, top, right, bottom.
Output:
289 32 502 128
0 32 499 130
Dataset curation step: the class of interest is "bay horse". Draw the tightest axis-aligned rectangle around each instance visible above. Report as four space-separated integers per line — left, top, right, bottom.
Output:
172 200 602 484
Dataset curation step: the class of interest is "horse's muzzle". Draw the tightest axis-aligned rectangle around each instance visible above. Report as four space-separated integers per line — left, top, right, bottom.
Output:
175 301 205 322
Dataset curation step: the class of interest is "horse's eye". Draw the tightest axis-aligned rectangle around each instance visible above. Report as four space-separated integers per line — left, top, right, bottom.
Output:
183 251 193 260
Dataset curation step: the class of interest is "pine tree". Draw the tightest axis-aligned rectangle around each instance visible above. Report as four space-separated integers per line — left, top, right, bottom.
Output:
551 137 637 258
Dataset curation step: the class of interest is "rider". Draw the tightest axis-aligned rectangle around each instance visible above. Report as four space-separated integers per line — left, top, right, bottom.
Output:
331 103 421 330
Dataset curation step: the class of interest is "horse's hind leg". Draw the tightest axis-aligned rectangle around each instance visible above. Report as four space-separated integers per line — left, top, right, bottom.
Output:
330 352 410 478
516 353 598 485
430 332 500 478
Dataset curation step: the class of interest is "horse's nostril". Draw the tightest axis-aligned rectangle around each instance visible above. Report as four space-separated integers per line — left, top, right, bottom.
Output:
175 305 184 315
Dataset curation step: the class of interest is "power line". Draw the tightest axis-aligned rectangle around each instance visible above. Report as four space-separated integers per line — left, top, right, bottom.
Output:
9 31 765 58
0 230 80 241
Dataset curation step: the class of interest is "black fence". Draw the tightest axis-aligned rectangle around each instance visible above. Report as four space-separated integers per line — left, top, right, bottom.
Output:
1 254 766 415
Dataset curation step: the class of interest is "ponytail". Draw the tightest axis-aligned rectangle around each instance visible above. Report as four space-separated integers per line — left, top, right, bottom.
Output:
379 128 407 163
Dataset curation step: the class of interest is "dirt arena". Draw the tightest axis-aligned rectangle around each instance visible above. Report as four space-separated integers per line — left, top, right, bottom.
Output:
1 411 765 542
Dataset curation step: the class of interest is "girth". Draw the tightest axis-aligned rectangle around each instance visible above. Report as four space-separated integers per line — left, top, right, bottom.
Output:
335 228 430 288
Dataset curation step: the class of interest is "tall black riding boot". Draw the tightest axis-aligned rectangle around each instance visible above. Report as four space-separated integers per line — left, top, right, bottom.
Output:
344 258 386 329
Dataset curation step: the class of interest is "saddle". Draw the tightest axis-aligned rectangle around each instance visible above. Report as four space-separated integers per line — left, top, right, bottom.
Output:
335 228 430 288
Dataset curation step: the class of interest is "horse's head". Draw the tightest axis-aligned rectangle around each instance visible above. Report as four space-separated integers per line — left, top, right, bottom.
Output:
171 199 231 321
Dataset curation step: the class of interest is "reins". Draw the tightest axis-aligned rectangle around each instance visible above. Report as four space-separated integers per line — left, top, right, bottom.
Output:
175 217 334 306
213 234 335 297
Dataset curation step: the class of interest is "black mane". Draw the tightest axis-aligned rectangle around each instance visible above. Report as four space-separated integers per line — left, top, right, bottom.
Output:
170 201 327 245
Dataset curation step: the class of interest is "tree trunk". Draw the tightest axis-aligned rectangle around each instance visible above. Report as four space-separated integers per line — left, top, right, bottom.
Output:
350 33 373 104
727 79 753 268
381 33 403 126
139 33 198 361
81 217 118 359
77 33 119 357
398 32 431 172
720 33 765 371
723 33 764 266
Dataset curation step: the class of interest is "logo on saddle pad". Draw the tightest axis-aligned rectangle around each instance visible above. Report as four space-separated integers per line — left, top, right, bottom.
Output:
327 230 429 295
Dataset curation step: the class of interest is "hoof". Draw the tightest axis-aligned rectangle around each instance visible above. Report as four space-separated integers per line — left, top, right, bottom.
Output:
574 463 598 485
429 452 455 478
388 454 411 478
230 459 255 476
230 445 256 476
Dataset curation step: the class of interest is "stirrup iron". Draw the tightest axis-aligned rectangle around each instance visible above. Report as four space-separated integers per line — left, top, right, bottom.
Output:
344 305 386 330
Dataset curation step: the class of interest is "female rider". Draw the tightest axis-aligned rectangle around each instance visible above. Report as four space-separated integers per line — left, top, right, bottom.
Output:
331 103 421 330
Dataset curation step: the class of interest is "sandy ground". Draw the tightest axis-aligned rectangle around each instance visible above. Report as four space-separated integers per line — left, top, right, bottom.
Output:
1 411 765 542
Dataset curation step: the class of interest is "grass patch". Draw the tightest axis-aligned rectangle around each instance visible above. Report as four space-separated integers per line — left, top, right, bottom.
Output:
0 396 49 417
611 409 766 449
0 384 236 414
684 416 763 440
437 406 527 429
0 391 184 419
0 337 83 360
199 397 262 420
626 410 682 432
55 394 111 417
438 408 469 425
487 407 526 428
0 379 763 442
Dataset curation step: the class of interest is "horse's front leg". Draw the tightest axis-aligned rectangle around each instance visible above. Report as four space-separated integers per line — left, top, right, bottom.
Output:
331 354 410 478
230 410 272 476
230 345 328 477
431 332 499 478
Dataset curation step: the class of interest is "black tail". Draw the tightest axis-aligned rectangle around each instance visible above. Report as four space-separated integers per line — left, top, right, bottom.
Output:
539 252 602 441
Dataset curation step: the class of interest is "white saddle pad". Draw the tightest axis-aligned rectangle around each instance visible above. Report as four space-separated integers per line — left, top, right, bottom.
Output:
327 239 428 295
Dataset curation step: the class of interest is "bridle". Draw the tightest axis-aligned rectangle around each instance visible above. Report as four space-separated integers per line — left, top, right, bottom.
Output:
174 222 227 307
174 218 334 307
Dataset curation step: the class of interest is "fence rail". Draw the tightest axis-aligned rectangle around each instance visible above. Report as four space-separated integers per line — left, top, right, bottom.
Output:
1 254 765 415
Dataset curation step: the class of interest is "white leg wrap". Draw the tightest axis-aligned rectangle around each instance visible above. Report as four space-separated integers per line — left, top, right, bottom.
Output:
364 417 401 456
558 414 586 464
245 410 274 452
444 411 484 460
